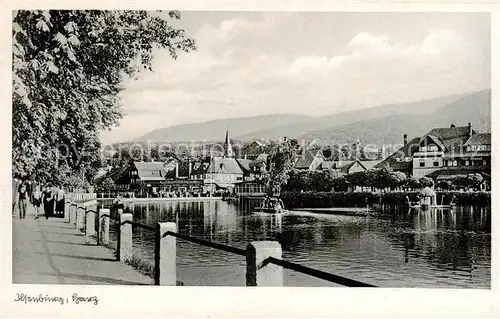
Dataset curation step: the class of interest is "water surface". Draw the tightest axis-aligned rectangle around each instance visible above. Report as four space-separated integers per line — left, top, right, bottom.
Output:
107 199 490 287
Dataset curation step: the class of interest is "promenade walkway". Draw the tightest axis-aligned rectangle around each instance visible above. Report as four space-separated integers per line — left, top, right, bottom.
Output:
12 203 153 285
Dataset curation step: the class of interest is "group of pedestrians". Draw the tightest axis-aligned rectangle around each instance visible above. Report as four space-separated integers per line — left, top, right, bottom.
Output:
14 180 65 220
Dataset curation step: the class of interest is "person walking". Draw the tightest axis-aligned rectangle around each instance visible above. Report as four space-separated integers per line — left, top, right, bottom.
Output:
32 183 42 219
26 180 33 205
17 181 28 219
54 185 65 218
43 184 54 220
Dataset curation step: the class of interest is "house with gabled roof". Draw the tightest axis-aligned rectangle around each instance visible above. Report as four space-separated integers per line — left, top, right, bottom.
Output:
243 140 268 160
294 150 325 171
376 123 491 186
98 161 169 195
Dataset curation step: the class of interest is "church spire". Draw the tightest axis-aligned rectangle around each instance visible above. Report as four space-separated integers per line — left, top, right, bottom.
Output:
224 130 233 158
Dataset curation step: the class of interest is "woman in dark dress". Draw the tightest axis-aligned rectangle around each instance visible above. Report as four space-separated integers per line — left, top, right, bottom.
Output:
43 185 54 220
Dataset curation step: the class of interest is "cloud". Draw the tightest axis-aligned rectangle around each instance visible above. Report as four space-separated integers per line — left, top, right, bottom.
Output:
102 13 489 144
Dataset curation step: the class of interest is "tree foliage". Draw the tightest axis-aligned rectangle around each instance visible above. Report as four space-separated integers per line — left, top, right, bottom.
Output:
12 10 196 183
452 173 484 189
262 139 297 197
96 177 115 192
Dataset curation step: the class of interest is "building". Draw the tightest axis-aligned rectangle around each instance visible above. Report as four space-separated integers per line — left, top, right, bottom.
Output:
375 134 420 176
129 161 168 195
235 158 253 181
243 140 267 160
234 180 267 197
377 124 491 184
99 161 168 196
186 131 247 192
202 157 244 189
321 160 367 174
294 150 325 171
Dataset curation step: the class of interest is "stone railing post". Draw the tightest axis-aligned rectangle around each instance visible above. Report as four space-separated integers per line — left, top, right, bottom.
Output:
99 208 110 246
76 206 85 231
118 211 133 262
154 222 177 286
246 241 283 286
71 203 77 227
64 201 70 223
85 209 96 244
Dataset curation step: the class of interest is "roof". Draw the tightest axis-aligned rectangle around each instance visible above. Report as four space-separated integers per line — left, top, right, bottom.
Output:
133 162 167 181
360 160 382 170
236 159 252 173
294 150 324 169
95 166 129 185
340 160 368 173
321 161 336 170
427 126 473 140
294 151 315 169
251 153 268 163
249 140 265 147
206 157 244 175
427 126 473 154
465 133 491 146
375 136 420 171
419 134 446 151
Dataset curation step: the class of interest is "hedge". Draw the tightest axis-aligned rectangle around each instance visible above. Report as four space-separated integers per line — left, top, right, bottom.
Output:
280 191 490 208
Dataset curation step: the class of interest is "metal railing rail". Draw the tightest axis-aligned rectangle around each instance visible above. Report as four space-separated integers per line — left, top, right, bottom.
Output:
264 257 376 287
121 220 156 232
162 231 247 257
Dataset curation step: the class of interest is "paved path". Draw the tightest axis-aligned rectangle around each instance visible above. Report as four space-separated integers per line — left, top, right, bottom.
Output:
12 203 153 285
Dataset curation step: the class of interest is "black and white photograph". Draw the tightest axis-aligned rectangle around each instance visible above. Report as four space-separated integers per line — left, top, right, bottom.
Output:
9 7 494 296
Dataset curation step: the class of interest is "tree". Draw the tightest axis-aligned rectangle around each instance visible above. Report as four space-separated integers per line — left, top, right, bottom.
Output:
346 171 368 188
419 177 434 188
436 180 453 190
13 10 196 182
262 139 297 197
96 177 115 193
328 172 348 192
406 176 422 189
387 171 407 190
452 173 484 190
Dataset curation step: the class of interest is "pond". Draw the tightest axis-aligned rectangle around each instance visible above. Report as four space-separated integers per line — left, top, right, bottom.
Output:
106 199 490 288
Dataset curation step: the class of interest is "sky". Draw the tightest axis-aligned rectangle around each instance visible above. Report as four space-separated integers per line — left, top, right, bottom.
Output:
100 12 490 144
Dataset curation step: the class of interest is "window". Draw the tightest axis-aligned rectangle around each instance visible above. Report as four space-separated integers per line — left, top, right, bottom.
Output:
237 177 243 181
433 161 439 167
453 160 458 166
419 162 425 167
465 160 469 166
429 145 438 152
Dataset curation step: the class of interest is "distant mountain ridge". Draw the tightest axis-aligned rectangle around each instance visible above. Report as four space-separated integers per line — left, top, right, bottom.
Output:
298 89 491 145
132 89 491 145
135 114 311 142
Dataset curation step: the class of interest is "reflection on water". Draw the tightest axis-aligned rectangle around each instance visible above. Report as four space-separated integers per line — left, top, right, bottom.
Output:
107 200 490 288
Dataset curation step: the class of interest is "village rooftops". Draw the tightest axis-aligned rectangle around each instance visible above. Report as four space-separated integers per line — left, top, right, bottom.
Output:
464 133 491 146
375 136 420 172
235 158 252 173
206 157 244 175
294 150 325 169
133 161 167 181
